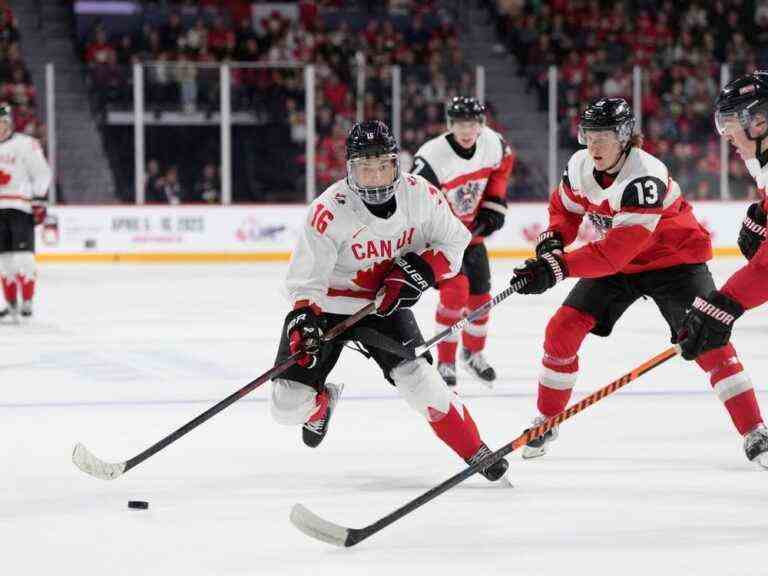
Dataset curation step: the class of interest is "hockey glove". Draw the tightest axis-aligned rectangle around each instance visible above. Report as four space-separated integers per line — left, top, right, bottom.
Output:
285 304 324 369
535 230 564 257
512 252 568 295
473 201 506 238
678 291 744 360
32 203 47 226
376 253 435 316
738 202 767 260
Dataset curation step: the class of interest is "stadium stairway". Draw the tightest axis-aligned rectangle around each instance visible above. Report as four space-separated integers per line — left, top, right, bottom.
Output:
462 3 566 197
10 0 117 203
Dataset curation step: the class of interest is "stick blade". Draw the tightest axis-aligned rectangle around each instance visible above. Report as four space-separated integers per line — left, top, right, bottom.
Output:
72 442 126 480
290 504 351 547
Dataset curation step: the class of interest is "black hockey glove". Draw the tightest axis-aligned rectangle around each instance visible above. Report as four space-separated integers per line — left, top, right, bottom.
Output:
678 291 744 361
738 202 767 261
473 200 507 237
285 305 324 369
512 252 568 295
376 253 435 316
535 230 564 257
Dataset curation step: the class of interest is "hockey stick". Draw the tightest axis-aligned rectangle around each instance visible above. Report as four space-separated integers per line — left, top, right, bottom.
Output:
290 345 679 547
412 276 528 358
72 302 376 481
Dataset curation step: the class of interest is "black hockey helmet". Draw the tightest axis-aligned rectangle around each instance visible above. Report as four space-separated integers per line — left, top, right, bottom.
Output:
714 71 768 139
578 97 635 146
445 96 486 125
346 119 399 160
345 120 401 205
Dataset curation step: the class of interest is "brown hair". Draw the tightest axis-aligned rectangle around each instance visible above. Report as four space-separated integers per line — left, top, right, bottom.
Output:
630 133 644 148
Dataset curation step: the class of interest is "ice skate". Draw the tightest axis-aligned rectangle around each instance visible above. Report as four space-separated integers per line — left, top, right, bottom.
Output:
20 300 32 318
437 362 457 387
302 382 343 448
744 424 768 469
522 415 559 459
459 348 496 387
0 299 19 323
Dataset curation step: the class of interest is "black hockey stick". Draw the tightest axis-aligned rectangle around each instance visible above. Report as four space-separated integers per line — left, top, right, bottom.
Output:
290 345 679 547
412 276 528 357
72 303 376 481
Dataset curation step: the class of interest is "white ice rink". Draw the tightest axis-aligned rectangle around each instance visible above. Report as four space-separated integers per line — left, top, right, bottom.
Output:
1 258 766 575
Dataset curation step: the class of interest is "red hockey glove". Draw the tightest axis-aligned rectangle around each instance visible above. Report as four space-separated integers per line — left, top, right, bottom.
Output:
285 304 324 369
32 203 47 226
376 253 435 316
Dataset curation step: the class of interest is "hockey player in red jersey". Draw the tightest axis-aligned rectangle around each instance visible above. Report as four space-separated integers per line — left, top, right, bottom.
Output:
271 120 509 481
509 97 768 467
413 97 514 388
678 72 768 467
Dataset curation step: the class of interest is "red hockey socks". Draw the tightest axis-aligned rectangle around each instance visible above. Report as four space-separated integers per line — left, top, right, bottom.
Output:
435 274 469 364
1 276 17 304
462 292 491 353
428 398 483 460
538 306 596 417
696 344 763 435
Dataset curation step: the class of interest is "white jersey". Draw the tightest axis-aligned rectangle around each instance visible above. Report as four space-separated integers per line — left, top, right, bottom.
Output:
285 173 471 315
0 132 51 213
745 157 768 193
413 126 509 223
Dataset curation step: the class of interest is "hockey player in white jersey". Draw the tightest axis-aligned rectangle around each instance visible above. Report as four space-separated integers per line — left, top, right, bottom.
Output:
0 103 51 320
412 97 514 387
271 120 509 481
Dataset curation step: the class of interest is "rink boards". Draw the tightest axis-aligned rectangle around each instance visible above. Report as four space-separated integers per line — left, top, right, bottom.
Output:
35 201 746 262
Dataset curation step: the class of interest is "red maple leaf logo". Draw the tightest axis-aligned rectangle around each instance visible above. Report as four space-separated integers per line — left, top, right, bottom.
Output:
522 222 544 243
352 259 394 290
0 170 11 186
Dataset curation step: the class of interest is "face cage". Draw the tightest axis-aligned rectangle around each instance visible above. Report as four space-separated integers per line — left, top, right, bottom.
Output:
714 107 768 141
577 120 633 146
346 154 401 205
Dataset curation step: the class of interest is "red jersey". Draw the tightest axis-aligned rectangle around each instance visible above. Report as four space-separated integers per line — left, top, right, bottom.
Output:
721 157 768 310
548 147 712 277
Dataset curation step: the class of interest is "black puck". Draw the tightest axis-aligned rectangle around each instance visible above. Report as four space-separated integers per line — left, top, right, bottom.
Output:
128 500 149 510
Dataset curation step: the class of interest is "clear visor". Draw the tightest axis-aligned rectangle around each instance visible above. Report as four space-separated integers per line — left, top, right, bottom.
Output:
714 109 744 136
347 153 400 205
578 126 620 146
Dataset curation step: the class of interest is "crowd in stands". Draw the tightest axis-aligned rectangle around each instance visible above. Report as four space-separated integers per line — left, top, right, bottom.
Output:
486 0 764 199
0 4 46 154
78 1 536 202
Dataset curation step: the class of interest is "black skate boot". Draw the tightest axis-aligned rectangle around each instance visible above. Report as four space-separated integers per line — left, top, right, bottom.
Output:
302 382 343 448
437 362 457 387
20 300 32 318
466 443 509 482
459 348 496 387
522 415 559 459
744 424 768 469
0 299 19 322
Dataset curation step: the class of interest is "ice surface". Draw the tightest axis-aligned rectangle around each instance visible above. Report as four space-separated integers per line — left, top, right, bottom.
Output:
1 259 766 575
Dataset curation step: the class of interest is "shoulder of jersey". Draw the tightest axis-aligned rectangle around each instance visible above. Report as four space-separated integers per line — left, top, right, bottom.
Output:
316 179 351 209
12 132 41 151
566 148 592 178
627 147 668 179
415 132 451 161
404 172 444 206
